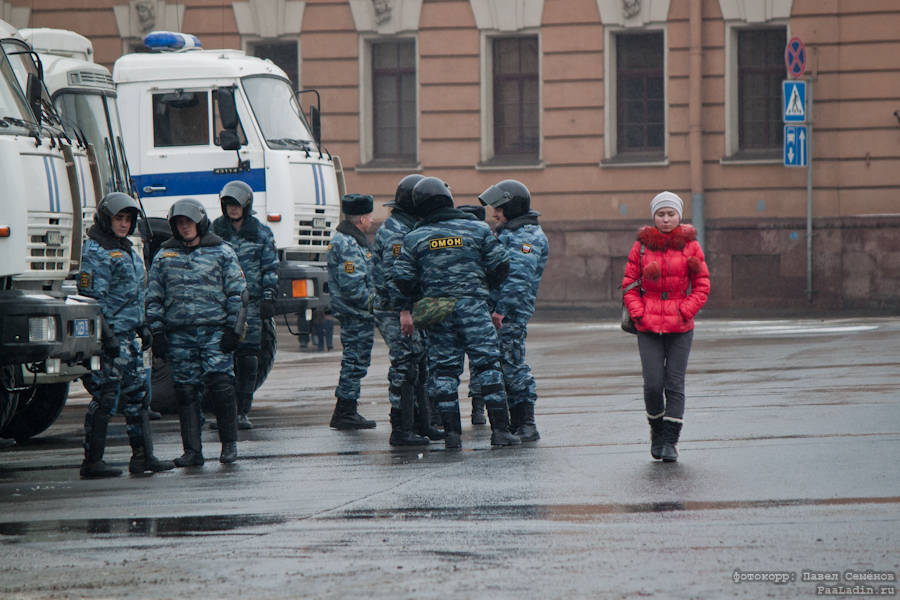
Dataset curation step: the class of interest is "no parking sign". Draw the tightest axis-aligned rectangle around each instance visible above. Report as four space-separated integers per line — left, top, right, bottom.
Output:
785 36 806 78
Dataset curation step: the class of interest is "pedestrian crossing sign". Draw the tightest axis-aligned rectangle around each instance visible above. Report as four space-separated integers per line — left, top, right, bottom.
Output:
783 80 806 123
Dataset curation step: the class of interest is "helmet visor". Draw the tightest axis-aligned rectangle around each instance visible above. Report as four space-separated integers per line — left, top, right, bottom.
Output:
478 185 509 208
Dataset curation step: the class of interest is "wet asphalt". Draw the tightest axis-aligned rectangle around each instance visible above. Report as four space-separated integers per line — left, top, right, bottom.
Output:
1 317 898 599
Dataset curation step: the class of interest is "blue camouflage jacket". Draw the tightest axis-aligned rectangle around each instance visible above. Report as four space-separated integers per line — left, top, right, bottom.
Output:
391 207 510 311
77 225 146 334
146 233 247 332
212 215 278 300
372 209 417 311
490 211 549 321
327 221 374 318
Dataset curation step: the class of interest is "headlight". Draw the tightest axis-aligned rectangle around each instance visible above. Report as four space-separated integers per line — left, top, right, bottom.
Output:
28 316 57 342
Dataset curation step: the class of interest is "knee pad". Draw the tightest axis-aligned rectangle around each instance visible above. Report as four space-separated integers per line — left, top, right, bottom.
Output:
205 372 233 395
174 384 198 407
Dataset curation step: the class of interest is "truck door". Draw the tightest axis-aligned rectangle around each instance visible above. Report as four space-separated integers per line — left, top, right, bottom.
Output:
132 87 264 219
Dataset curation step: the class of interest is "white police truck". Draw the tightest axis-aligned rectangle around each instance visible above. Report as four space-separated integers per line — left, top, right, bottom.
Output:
0 20 102 441
113 32 341 332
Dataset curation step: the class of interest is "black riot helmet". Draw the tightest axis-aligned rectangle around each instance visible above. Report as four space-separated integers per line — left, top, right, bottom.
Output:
219 180 254 220
167 198 210 241
410 177 453 218
95 192 141 236
385 174 425 213
478 179 531 220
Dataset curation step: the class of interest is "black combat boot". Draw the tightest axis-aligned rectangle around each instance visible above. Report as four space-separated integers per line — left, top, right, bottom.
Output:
648 414 665 460
487 407 521 447
80 385 122 479
440 409 463 449
173 385 204 467
510 402 540 442
470 394 486 425
330 398 376 430
129 412 175 474
235 353 257 430
412 380 445 440
208 373 239 464
660 419 683 463
390 382 429 446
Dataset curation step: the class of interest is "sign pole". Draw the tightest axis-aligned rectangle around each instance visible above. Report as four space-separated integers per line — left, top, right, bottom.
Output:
805 79 813 304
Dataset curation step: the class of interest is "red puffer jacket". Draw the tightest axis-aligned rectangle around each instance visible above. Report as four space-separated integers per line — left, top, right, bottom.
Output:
622 224 710 334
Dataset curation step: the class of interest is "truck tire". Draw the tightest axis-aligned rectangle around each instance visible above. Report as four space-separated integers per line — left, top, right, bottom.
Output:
0 365 19 433
256 316 277 390
0 382 69 443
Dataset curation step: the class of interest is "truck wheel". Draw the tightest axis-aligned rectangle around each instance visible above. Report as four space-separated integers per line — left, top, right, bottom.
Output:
0 365 20 433
256 317 277 391
0 382 69 443
149 356 178 414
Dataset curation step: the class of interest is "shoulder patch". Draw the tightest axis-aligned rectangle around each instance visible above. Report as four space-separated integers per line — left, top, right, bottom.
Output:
428 236 463 250
326 244 332 252
344 261 356 274
366 251 372 260
392 243 402 258
78 271 91 289
161 251 179 258
108 250 124 258
521 243 533 254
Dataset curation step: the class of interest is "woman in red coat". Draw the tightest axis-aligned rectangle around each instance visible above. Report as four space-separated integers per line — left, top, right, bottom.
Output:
622 191 710 462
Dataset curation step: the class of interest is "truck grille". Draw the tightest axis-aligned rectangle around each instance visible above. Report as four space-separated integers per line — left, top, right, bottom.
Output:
295 208 338 250
23 215 72 279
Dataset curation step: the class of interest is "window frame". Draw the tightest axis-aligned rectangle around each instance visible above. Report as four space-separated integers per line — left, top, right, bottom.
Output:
371 39 418 162
151 89 212 148
245 38 301 90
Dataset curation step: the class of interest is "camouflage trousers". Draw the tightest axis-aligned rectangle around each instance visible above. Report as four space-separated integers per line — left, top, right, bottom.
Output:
86 331 148 440
237 302 262 351
423 298 506 413
335 314 374 402
497 317 537 407
167 326 233 384
374 310 426 410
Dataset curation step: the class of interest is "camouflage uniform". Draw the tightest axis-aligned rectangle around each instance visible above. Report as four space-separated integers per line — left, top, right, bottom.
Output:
391 206 514 445
327 220 375 412
490 212 549 410
78 225 149 451
213 215 278 424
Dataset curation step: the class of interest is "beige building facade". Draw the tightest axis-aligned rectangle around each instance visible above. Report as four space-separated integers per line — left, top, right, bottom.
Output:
10 0 900 312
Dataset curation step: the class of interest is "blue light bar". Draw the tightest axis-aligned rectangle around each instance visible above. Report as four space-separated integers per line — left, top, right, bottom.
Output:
143 31 202 51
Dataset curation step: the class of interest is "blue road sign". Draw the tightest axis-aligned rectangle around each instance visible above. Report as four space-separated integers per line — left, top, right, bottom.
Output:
784 125 808 167
783 80 807 123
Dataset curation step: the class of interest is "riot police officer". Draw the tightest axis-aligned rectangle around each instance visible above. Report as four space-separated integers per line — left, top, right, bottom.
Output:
147 198 248 465
327 194 377 430
479 179 549 441
456 203 488 425
77 192 174 478
391 177 519 449
373 175 434 446
213 180 279 430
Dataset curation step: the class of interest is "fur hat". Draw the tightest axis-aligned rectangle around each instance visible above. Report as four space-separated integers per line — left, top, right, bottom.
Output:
650 191 683 220
342 194 374 215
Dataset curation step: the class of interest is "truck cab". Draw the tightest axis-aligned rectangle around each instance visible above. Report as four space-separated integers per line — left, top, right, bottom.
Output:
113 32 341 319
0 19 102 440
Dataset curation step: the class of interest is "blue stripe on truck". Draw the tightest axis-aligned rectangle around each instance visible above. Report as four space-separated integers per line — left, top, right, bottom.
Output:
132 168 267 198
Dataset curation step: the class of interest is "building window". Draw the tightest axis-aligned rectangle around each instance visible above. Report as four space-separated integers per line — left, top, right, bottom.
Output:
616 32 664 155
249 40 299 88
738 28 786 151
371 40 416 162
492 36 539 158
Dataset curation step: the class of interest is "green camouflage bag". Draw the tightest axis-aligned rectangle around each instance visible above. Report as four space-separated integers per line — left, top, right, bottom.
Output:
412 297 458 329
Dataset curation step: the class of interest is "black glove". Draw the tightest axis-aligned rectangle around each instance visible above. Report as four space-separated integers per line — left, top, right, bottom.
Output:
102 332 120 358
151 330 169 358
138 325 153 352
260 289 276 320
221 328 240 353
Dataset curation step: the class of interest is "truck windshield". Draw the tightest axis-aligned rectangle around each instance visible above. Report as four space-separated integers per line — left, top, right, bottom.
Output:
55 92 129 195
242 75 314 150
0 39 60 128
0 47 31 122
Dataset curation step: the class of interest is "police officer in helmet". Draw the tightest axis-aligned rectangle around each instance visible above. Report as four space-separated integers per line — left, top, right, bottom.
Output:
147 198 248 466
77 192 174 477
213 180 279 430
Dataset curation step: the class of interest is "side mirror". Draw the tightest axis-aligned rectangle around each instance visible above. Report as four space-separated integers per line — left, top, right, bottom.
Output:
219 129 240 151
216 87 239 130
310 105 321 148
26 72 42 124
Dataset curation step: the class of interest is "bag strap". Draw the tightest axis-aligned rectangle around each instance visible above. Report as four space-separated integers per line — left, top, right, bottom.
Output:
623 244 645 293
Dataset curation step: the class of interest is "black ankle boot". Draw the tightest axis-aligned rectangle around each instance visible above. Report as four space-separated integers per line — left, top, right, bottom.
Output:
470 395 486 425
488 407 521 446
330 398 376 430
511 403 540 442
173 385 204 467
661 419 682 462
440 409 462 449
648 415 665 460
389 408 429 446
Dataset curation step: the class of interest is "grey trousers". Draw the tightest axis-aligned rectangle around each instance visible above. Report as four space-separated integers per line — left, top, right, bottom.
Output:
637 330 694 421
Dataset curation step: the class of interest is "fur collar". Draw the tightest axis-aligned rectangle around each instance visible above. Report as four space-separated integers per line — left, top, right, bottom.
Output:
336 220 371 249
637 224 696 251
87 223 133 251
496 210 540 233
161 231 225 250
212 214 261 242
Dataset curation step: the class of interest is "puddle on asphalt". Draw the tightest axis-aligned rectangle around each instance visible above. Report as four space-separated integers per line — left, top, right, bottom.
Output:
0 513 285 540
327 496 900 522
